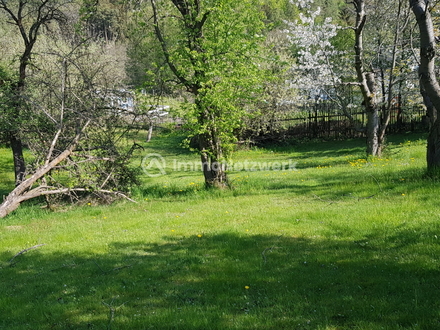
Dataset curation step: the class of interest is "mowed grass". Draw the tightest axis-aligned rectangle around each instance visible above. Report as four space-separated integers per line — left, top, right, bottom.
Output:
1 133 440 329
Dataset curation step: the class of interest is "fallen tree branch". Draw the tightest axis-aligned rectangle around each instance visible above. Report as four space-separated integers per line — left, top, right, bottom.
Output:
262 246 281 264
9 244 46 265
102 298 128 330
94 260 134 274
36 187 138 204
313 194 337 205
0 120 90 218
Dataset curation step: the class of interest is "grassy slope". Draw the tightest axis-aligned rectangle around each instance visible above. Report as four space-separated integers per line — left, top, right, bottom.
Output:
1 133 440 330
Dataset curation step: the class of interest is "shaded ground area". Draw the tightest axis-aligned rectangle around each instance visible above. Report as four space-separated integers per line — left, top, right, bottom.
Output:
1 230 439 329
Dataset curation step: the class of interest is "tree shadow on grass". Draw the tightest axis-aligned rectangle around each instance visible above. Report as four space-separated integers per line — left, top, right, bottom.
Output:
226 164 431 204
253 133 428 170
1 231 440 330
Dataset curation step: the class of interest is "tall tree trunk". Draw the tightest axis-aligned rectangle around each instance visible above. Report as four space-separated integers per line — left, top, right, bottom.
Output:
353 0 381 157
410 0 440 173
365 72 380 156
9 133 26 186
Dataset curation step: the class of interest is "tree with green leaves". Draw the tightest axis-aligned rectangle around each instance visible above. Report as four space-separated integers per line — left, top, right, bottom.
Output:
0 40 141 218
0 0 67 186
0 1 140 217
149 0 268 187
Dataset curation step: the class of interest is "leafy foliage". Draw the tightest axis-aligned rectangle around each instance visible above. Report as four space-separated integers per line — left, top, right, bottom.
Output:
147 0 271 185
0 67 17 143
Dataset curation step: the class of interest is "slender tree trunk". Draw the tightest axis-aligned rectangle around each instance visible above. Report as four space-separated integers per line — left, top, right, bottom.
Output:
9 133 26 186
146 122 153 142
353 0 381 157
410 0 440 173
365 72 380 156
10 67 27 185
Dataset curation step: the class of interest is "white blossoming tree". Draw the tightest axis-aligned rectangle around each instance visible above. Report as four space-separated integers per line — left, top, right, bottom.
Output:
283 1 359 129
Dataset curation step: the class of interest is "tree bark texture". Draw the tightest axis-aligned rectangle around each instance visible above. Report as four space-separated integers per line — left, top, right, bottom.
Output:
353 0 381 156
9 133 26 186
410 0 440 173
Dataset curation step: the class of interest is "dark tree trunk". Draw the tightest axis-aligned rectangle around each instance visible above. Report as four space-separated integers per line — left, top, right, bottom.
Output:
200 153 227 188
427 120 440 169
9 133 26 186
420 82 437 129
198 133 227 188
410 0 440 174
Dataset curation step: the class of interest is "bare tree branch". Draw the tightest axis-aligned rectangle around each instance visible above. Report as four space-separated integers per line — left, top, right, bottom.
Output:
9 244 46 265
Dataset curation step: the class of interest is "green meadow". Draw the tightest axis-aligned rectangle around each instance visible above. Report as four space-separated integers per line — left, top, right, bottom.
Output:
1 132 440 330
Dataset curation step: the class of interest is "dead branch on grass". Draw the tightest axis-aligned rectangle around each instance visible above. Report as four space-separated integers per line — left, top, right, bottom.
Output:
9 244 46 265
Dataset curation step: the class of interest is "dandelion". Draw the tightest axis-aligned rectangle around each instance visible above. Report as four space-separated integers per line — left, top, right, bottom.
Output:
87 203 91 206
401 194 405 196
197 234 202 238
244 286 250 289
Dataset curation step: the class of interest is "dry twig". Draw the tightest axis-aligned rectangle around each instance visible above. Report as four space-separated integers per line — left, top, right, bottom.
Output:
9 244 46 265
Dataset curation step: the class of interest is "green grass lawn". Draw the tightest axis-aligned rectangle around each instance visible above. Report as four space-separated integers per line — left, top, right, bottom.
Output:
1 133 440 329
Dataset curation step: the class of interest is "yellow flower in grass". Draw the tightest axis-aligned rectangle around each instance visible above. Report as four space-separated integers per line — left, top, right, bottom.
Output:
197 234 203 238
244 286 250 289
